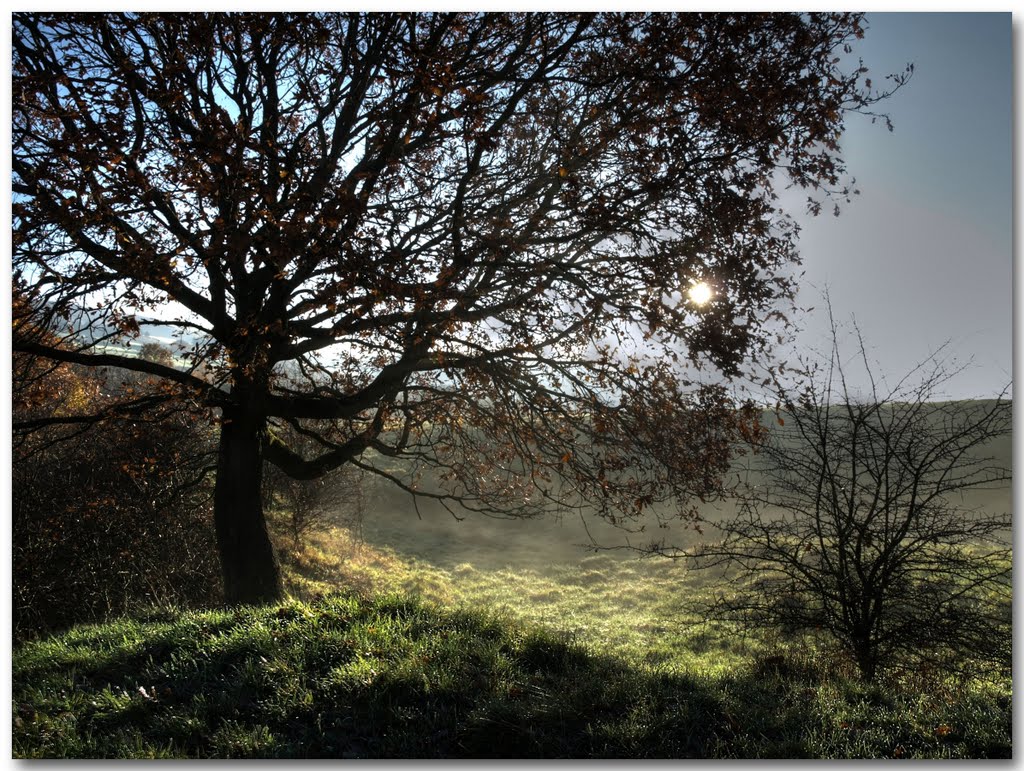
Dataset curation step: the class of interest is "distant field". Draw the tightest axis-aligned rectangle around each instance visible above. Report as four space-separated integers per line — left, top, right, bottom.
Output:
356 399 1011 569
355 415 1012 576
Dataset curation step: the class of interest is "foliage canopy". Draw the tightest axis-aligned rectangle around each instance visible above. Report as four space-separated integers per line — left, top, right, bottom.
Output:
13 12 894 602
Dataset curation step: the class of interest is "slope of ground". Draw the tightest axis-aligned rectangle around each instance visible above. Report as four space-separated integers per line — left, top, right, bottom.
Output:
13 523 1011 759
12 590 1010 759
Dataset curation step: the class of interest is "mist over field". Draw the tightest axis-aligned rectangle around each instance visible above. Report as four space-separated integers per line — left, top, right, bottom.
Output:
354 406 1012 574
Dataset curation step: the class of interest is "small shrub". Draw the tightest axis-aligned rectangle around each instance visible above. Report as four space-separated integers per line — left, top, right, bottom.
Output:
690 322 1011 680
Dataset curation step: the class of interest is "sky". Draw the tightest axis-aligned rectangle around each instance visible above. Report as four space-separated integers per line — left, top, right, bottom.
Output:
780 12 1012 400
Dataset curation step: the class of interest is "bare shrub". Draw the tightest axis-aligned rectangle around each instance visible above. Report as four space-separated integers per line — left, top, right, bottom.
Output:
263 441 370 548
690 324 1011 681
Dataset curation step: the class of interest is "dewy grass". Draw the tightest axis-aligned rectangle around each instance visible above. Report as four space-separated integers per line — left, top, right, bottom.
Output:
276 516 765 674
12 589 1010 759
13 516 1012 759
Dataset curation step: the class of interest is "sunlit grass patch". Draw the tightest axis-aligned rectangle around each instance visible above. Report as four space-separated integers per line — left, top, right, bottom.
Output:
29 514 977 759
273 520 781 673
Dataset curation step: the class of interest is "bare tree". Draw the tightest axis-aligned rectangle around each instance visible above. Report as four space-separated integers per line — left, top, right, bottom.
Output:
687 325 1011 680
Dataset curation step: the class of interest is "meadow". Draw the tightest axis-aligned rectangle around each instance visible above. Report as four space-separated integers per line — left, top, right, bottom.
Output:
13 476 1012 759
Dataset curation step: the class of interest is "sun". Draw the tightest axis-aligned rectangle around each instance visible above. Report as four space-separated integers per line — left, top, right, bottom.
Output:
687 281 713 306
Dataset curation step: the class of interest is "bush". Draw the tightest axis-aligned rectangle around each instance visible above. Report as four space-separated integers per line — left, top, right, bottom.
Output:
690 325 1011 680
262 424 371 548
13 343 221 639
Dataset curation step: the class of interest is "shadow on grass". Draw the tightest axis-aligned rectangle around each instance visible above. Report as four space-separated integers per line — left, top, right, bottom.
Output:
13 593 1011 759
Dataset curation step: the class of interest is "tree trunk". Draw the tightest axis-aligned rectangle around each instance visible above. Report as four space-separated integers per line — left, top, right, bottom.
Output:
853 636 877 681
214 410 282 605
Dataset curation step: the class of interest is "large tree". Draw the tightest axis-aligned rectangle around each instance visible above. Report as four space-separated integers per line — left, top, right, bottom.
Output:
12 12 895 603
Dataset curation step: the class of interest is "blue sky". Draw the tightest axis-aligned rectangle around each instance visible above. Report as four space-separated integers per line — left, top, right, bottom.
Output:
782 12 1012 400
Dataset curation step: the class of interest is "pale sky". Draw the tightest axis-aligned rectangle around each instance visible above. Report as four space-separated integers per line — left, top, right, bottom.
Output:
783 12 1012 400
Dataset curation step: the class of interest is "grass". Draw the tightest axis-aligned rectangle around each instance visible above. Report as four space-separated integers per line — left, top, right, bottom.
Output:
12 590 1010 759
276 511 749 669
13 507 1012 759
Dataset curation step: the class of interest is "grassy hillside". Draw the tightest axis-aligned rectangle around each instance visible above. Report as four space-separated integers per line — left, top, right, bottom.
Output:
14 519 1012 759
12 590 1010 759
13 399 1011 758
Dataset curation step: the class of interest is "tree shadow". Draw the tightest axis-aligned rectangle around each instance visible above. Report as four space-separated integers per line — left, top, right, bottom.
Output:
12 595 1009 759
